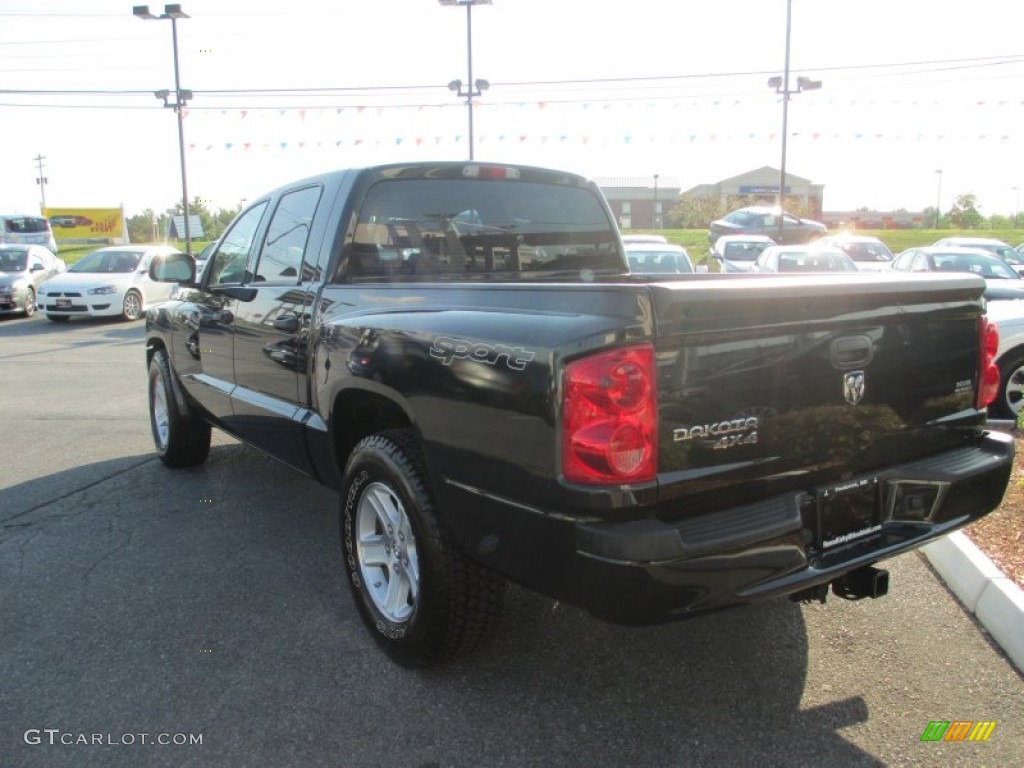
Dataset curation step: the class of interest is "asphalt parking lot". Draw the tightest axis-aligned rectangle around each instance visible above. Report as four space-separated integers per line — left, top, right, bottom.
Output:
2 312 1023 768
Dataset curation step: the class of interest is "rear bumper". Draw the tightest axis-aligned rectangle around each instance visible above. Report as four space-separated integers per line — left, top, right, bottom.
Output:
444 430 1015 625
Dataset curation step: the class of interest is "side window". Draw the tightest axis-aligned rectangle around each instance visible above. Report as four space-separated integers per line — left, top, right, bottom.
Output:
208 203 269 287
252 185 322 284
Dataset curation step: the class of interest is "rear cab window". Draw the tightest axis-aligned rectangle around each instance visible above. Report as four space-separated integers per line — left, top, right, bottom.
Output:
338 173 622 281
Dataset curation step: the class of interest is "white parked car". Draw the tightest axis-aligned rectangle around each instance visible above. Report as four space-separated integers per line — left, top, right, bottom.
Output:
709 234 775 273
37 245 183 322
621 234 668 244
932 236 1024 276
752 244 859 274
625 242 694 275
818 234 894 272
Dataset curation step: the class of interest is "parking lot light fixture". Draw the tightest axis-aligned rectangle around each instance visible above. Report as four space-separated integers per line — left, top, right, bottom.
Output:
134 4 193 257
439 0 492 161
767 0 820 241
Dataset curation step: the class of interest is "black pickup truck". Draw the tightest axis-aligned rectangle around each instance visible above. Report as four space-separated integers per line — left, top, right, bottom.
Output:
146 161 1013 667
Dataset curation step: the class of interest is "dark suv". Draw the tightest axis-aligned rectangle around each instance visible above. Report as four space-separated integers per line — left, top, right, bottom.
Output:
709 206 826 246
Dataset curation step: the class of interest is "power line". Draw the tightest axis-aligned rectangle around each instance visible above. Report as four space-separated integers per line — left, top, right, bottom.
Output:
1 54 1022 95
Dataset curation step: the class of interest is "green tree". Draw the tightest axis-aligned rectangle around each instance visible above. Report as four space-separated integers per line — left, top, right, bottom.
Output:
667 194 726 228
948 193 984 229
126 209 168 243
212 206 240 239
779 196 818 220
921 206 947 229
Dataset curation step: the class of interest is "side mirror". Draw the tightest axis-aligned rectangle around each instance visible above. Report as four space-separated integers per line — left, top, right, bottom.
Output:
149 251 195 284
31 263 45 272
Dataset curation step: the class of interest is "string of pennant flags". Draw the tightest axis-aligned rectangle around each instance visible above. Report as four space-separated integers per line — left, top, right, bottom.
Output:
185 132 1018 152
178 98 1023 152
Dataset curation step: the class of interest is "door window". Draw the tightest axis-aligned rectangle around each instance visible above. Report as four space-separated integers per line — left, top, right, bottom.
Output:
207 203 268 287
252 186 322 284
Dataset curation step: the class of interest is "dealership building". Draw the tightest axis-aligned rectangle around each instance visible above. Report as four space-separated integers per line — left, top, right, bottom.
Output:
600 167 924 229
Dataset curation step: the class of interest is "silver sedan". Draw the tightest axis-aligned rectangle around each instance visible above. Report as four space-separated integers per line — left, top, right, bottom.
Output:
0 244 66 317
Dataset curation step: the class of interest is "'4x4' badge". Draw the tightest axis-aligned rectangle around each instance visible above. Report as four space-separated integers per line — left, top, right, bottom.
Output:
844 371 865 405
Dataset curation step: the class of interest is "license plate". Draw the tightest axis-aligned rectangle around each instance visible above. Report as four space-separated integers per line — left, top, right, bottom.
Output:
56 298 71 308
815 477 882 555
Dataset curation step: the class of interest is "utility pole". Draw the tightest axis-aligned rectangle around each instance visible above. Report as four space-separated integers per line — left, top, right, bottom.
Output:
33 154 48 212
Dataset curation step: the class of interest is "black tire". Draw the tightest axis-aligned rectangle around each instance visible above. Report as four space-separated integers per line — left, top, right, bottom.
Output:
46 314 70 322
122 290 144 321
340 429 504 667
23 288 35 318
991 352 1024 420
148 349 211 467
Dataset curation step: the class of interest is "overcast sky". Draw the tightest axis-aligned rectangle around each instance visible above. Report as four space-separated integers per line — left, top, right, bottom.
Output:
2 0 1023 218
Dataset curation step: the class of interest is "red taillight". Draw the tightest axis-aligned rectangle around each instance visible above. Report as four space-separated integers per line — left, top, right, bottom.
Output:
977 317 1000 409
562 344 658 485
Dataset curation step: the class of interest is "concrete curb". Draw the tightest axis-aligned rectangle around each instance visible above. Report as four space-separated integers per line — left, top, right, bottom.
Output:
922 531 1024 673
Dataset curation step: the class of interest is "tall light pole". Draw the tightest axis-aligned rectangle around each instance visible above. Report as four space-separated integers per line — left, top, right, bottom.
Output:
767 0 820 242
134 4 193 257
440 0 491 160
934 169 943 230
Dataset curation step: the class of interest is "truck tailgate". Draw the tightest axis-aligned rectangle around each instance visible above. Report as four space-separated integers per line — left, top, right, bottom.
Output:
650 273 988 508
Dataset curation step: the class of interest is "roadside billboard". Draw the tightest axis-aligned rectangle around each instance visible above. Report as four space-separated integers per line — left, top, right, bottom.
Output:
43 207 125 241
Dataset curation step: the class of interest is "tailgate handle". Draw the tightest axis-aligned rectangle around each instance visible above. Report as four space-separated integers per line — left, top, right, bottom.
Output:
831 335 873 369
